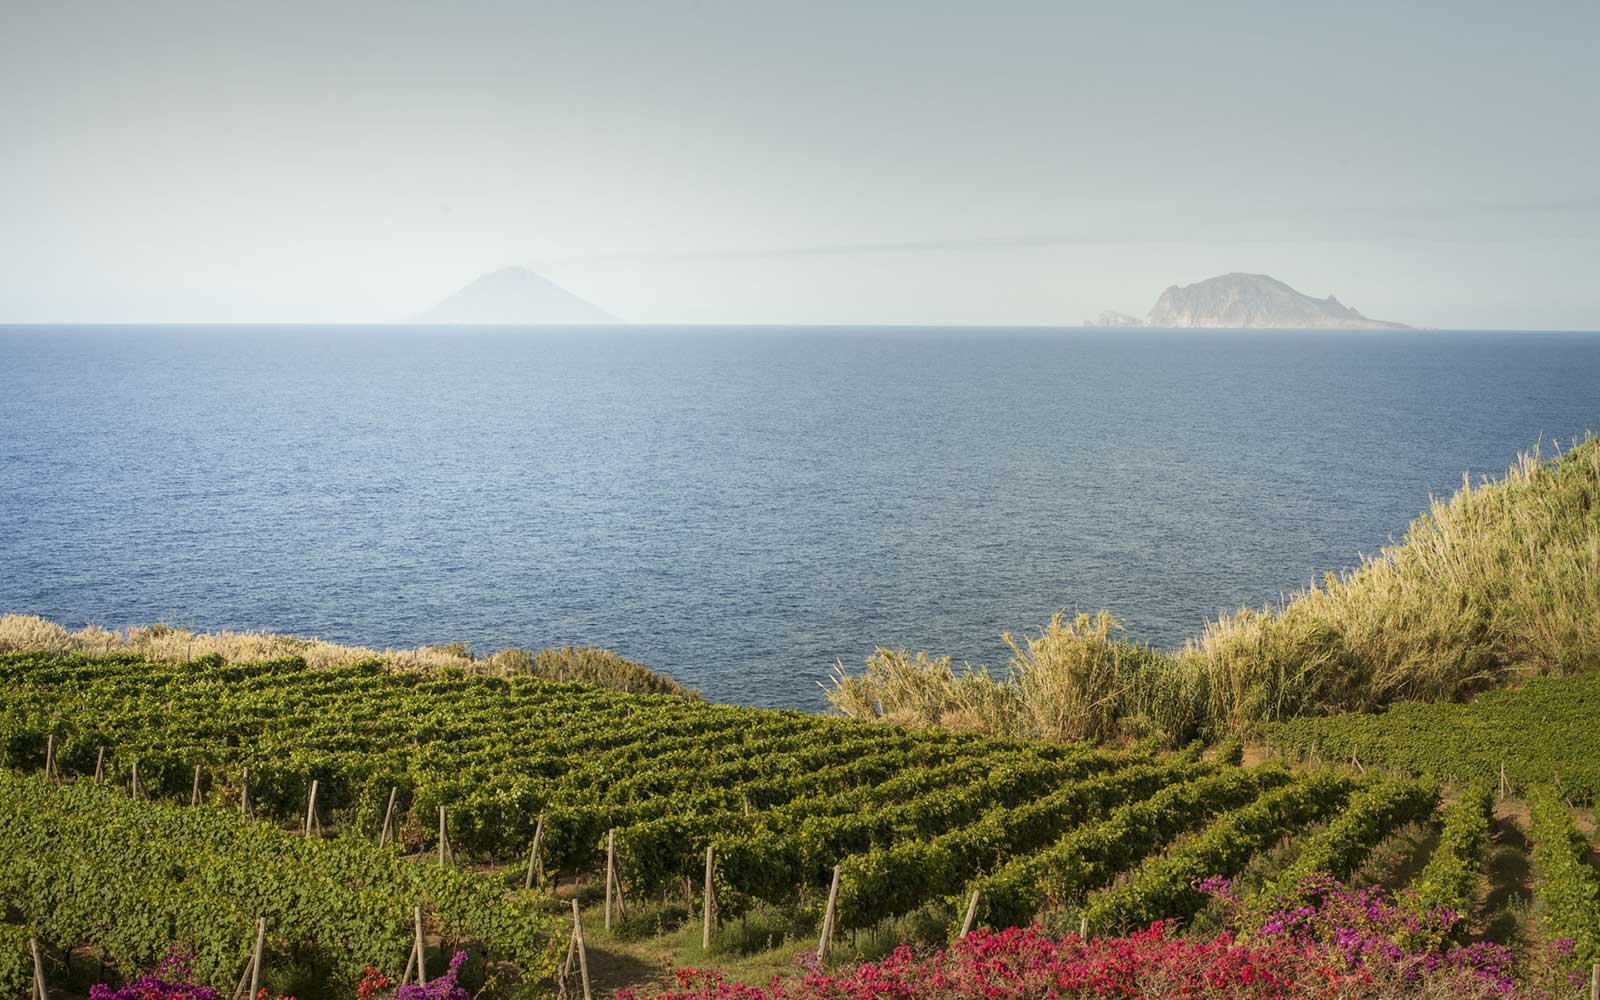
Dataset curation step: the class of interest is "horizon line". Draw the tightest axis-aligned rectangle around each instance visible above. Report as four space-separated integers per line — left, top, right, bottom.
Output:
2 321 1597 333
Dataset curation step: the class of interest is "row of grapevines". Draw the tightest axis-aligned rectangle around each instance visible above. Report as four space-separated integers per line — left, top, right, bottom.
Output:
1241 778 1441 923
1410 783 1494 917
1527 785 1600 967
0 771 559 989
967 765 1295 928
1080 771 1357 933
614 745 1136 894
832 758 1212 929
1264 672 1600 802
615 747 1149 910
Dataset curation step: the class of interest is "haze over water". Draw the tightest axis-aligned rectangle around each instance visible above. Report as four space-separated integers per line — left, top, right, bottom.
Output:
3 325 1597 708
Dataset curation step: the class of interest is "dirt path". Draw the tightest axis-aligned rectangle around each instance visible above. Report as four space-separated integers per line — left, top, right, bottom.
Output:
1476 803 1535 947
579 941 676 997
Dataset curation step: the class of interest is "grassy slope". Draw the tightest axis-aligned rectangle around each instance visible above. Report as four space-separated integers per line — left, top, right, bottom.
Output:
0 615 696 698
828 437 1600 745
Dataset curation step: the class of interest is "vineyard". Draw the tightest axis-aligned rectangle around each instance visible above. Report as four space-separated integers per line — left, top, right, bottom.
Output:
1265 671 1600 802
4 649 1600 999
0 771 557 995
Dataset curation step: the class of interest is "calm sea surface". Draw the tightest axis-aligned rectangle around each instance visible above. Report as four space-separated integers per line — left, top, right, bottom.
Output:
2 326 1597 708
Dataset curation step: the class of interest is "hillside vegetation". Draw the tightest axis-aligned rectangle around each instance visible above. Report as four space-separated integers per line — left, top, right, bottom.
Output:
828 436 1600 745
1265 671 1600 802
0 615 696 698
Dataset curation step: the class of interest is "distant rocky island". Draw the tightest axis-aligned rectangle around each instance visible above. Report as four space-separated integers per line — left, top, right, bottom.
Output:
1084 310 1144 328
416 267 619 325
1086 273 1413 330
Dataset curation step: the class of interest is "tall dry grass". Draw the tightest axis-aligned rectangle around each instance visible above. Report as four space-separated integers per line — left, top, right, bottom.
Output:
826 436 1600 745
0 615 698 698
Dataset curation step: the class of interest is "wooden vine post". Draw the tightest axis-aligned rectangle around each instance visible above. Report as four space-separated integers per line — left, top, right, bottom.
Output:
437 806 449 866
191 765 203 806
94 747 105 783
248 916 266 1000
816 864 841 961
570 899 592 1000
959 887 981 938
401 906 427 987
303 780 320 838
130 760 141 801
605 829 628 929
1590 963 1598 1000
558 901 582 1000
604 829 615 930
415 906 427 986
524 813 546 890
44 736 55 783
702 845 716 951
230 917 267 1000
240 767 252 821
29 936 47 1000
378 786 399 848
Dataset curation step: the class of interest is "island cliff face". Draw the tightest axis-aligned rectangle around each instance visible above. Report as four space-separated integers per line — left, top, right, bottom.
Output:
1147 273 1410 329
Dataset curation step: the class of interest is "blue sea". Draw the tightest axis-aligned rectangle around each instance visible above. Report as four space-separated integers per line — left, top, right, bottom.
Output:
2 325 1597 709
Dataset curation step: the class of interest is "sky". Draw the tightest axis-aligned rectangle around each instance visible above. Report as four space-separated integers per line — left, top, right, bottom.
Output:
2 0 1597 328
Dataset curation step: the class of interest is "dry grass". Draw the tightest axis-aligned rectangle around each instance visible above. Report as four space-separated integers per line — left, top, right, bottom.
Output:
0 615 698 698
826 436 1600 745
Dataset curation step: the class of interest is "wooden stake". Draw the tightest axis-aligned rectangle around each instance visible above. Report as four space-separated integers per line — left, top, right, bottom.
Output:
130 760 141 801
240 767 251 821
1079 915 1088 938
1590 962 1598 1000
525 813 545 890
379 787 398 848
817 865 841 961
571 900 591 1000
702 845 716 951
191 765 203 806
1351 752 1365 774
605 829 616 930
44 736 55 783
30 936 47 1000
304 780 319 837
1500 762 1508 799
437 806 448 866
557 925 576 1000
400 939 417 987
94 747 105 783
614 864 626 920
959 887 980 938
248 916 265 1000
413 906 427 987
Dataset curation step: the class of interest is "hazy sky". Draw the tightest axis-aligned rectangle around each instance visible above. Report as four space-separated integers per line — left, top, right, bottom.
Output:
3 0 1596 327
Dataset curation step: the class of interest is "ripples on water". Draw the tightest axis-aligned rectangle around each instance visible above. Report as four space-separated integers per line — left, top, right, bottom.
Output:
2 325 1596 708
